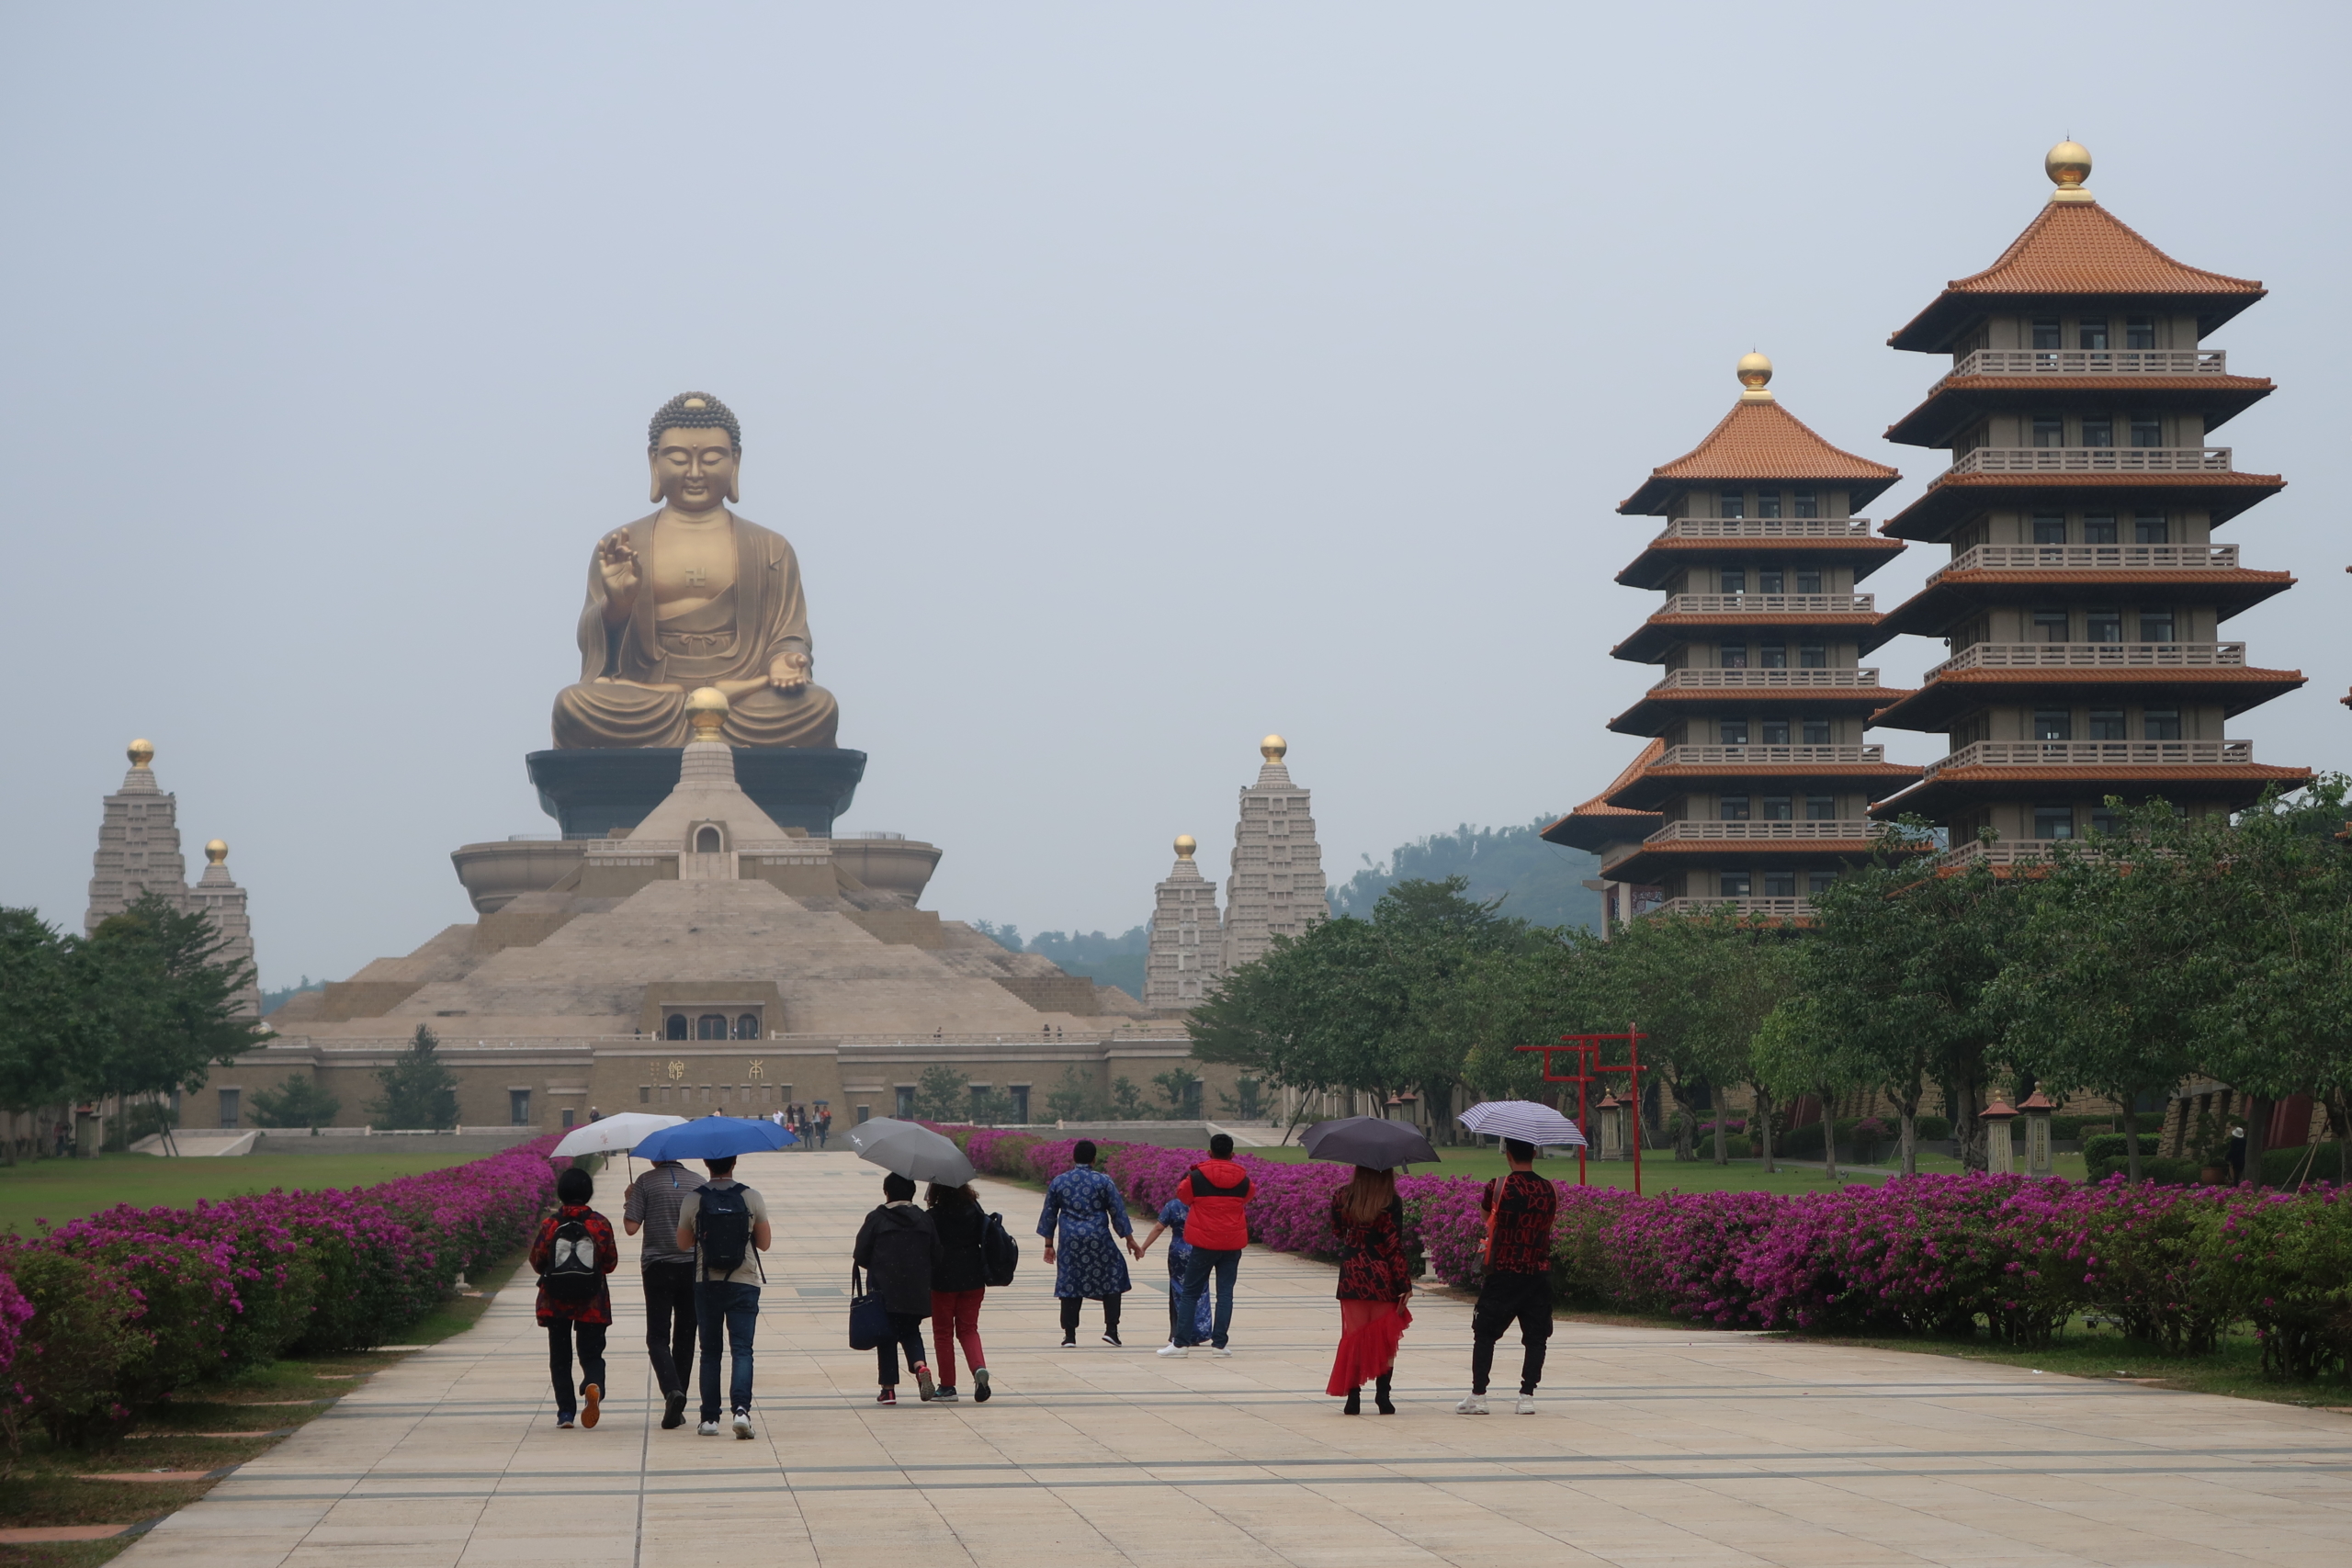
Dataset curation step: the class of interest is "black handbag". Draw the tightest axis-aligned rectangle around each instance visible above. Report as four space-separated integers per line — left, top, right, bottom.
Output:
848 1266 889 1350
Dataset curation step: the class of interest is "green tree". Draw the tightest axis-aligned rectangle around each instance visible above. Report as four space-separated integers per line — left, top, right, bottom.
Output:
912 1064 968 1122
1108 1077 1147 1119
367 1025 459 1130
1751 997 1871 1182
1044 1065 1098 1122
74 894 266 1135
247 1076 343 1130
1152 1066 1202 1119
0 908 75 1163
967 1087 1019 1126
1216 1076 1268 1120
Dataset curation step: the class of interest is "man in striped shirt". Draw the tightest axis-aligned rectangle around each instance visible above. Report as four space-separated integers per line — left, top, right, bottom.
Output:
624 1157 707 1430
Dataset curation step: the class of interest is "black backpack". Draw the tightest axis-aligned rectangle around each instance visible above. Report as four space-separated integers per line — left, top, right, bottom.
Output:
696 1183 757 1278
981 1211 1020 1288
541 1213 602 1303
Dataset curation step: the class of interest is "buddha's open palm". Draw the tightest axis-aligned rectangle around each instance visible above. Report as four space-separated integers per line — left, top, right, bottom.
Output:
596 529 641 600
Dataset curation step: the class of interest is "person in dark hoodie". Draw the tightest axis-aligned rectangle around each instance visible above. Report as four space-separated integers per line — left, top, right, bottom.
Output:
854 1172 944 1404
925 1181 993 1404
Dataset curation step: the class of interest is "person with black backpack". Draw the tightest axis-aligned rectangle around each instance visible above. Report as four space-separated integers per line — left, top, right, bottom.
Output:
672 1156 772 1438
530 1166 620 1430
922 1180 1011 1404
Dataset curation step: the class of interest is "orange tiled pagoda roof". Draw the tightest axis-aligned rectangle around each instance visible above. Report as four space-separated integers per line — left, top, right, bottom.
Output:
1541 739 1667 852
1617 400 1899 515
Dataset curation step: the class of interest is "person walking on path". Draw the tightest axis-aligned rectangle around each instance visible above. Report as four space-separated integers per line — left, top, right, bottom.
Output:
673 1155 771 1438
1159 1133 1250 1358
1134 1195 1215 1348
622 1156 707 1430
925 1180 993 1404
1325 1164 1411 1415
530 1166 620 1430
1037 1140 1138 1347
816 1107 831 1149
1458 1137 1559 1416
854 1173 944 1404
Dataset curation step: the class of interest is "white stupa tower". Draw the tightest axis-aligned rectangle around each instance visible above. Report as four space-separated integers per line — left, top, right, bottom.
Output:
1144 834 1224 1010
1220 735 1329 973
85 739 190 932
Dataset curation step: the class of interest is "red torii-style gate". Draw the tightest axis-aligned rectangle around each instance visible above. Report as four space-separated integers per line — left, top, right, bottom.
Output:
1515 1027 1649 1196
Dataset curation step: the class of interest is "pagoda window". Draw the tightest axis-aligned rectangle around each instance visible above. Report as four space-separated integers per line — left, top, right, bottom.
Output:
1719 796 1752 821
1759 640 1788 669
665 1013 689 1041
1762 869 1796 897
1720 568 1747 593
1720 871 1752 897
2032 513 2066 545
1797 641 1826 668
1804 794 1836 820
1760 717 1791 745
1802 717 1831 745
2126 316 2157 350
2089 807 2124 838
2143 707 2183 741
2081 415 2115 448
1758 567 1784 593
697 1014 727 1040
1806 870 1838 895
2033 709 2074 742
1793 567 1821 593
2033 805 2077 840
2139 606 2177 643
1719 490 1745 518
1757 492 1782 519
2085 608 2122 643
2031 413 2064 447
1760 795 1793 822
733 1014 760 1040
1719 641 1748 668
1719 718 1750 744
2087 708 2127 741
2083 514 2118 545
2031 607 2069 641
2078 319 2111 351
2131 413 2164 448
1792 489 1818 518
2135 513 2170 544
2030 318 2062 352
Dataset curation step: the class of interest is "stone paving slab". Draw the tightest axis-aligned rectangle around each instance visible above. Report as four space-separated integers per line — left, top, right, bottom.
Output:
115 1149 2352 1567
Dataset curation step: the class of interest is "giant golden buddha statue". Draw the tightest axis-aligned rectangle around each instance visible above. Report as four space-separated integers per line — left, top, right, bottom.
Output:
550 392 841 750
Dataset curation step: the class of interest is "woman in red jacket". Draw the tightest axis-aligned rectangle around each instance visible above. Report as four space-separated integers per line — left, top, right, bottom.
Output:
1325 1165 1411 1415
530 1165 621 1429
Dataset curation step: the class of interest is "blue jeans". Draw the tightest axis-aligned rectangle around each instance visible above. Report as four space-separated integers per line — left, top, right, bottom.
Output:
1175 1247 1240 1348
695 1280 759 1421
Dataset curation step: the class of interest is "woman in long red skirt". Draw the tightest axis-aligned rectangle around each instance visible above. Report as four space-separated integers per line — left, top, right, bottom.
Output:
1326 1165 1411 1414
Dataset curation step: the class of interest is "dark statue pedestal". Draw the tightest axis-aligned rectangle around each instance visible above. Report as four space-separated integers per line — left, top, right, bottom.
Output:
526 748 867 840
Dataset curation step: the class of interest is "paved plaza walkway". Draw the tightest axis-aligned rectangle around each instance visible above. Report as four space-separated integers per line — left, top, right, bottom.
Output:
120 1150 2352 1567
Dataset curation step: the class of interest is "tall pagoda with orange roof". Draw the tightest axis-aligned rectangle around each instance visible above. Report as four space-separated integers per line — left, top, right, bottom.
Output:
1545 356 1921 926
1865 142 2308 854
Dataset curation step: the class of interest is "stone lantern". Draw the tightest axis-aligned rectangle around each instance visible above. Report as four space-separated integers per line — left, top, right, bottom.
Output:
1981 1099 2020 1175
2018 1090 2056 1177
1598 1091 1626 1161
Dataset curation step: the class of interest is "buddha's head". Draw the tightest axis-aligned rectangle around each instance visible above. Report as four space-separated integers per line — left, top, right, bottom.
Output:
647 391 742 509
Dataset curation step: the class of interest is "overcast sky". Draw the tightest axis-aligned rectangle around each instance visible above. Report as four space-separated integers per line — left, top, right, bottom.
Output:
4 3 2346 987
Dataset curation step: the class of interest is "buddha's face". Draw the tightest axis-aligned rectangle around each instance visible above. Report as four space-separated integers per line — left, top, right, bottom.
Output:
650 426 740 511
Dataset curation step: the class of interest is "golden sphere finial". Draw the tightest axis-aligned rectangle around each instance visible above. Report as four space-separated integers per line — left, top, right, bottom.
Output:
684 686 729 743
127 739 154 769
1261 734 1287 763
2045 140 2094 202
205 839 229 865
1736 351 1775 402
1174 833 1197 860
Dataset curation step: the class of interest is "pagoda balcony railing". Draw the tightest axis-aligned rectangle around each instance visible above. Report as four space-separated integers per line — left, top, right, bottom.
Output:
1923 739 2252 779
1931 543 2238 581
1658 744 1885 767
1603 820 1890 869
1649 897 1812 919
1948 349 2228 378
1945 446 2232 477
1652 667 1884 690
1661 592 1874 615
1934 840 2059 870
1926 640 2244 679
1658 518 1875 539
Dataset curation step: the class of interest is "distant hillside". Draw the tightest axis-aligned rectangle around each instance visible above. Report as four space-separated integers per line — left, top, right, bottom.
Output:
1332 818 1600 931
261 976 326 1016
974 920 1149 998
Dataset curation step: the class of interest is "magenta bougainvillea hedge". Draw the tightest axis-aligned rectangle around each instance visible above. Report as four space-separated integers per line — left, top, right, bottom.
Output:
957 1128 2352 1379
0 1135 561 1447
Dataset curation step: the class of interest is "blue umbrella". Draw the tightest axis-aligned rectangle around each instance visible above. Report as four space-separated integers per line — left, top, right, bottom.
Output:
632 1116 797 1162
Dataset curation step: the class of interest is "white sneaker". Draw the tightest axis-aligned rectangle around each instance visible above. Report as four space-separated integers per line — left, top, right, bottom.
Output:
696 1419 719 1436
1211 1347 1234 1358
1514 1395 1537 1415
732 1410 754 1439
1157 1343 1189 1358
1454 1394 1488 1416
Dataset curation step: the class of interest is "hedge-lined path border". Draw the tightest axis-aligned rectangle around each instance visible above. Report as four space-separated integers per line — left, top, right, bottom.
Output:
112 1148 2352 1567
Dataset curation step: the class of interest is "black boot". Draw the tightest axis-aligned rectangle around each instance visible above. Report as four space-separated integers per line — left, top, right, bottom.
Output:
1374 1372 1396 1416
1341 1387 1362 1415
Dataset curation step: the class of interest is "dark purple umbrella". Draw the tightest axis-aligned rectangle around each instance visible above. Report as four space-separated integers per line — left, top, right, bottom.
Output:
1301 1115 1439 1170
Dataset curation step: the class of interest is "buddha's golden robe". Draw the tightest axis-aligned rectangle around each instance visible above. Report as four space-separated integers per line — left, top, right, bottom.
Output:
550 512 841 749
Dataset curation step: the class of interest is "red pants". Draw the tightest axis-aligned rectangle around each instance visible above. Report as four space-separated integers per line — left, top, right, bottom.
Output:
931 1288 986 1387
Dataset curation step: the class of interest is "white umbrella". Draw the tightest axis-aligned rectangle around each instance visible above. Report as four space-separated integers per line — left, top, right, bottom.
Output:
1457 1100 1588 1148
553 1112 685 1158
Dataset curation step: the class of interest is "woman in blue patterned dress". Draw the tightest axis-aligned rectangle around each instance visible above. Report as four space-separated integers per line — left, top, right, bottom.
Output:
1035 1141 1138 1347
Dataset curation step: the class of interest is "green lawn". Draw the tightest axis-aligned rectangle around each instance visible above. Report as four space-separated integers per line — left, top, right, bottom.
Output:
0 1150 490 1236
1236 1144 2090 1195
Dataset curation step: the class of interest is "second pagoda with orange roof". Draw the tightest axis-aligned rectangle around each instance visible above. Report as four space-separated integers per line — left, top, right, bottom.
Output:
1545 356 1921 925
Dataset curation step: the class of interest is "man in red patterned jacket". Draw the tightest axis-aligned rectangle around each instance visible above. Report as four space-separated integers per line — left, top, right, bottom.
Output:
1458 1138 1557 1416
532 1165 621 1429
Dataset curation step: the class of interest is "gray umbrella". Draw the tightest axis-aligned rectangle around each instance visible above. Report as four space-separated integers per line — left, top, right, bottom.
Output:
1300 1115 1439 1169
845 1117 978 1186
